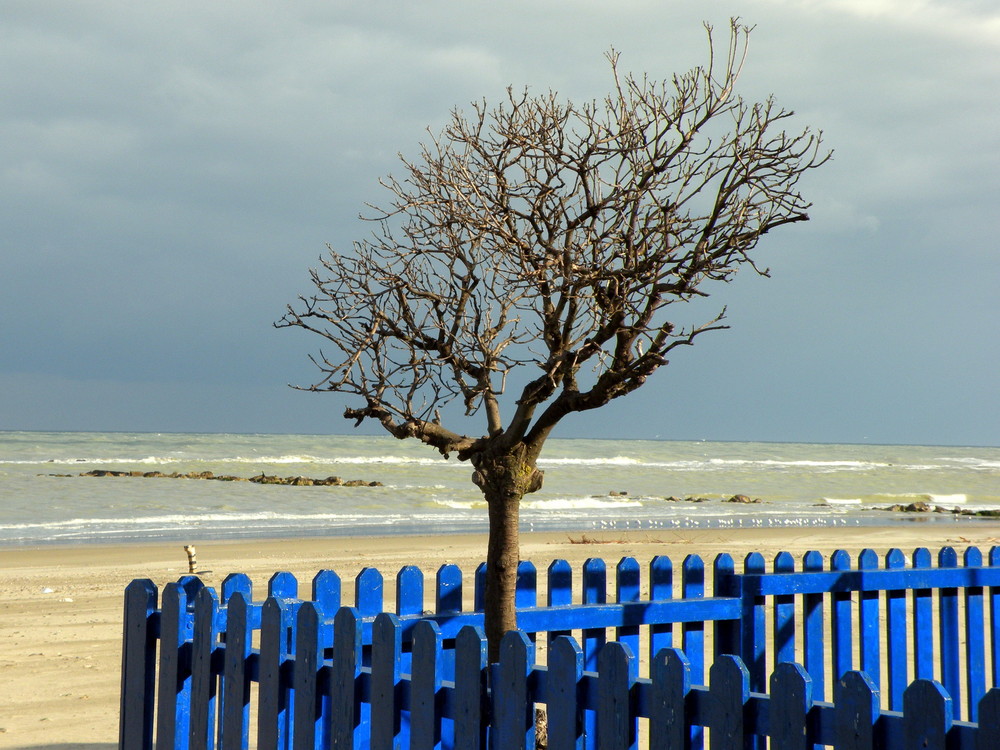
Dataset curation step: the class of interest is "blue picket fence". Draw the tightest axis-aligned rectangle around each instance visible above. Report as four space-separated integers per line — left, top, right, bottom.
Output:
119 545 1000 748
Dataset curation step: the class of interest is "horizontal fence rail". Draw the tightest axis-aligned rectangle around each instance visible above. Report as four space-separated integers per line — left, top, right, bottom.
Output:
120 545 1000 749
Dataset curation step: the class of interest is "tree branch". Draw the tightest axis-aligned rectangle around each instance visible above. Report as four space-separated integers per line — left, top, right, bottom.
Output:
280 18 829 465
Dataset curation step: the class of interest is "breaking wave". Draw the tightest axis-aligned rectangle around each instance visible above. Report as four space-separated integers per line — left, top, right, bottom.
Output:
538 456 640 466
7 454 456 467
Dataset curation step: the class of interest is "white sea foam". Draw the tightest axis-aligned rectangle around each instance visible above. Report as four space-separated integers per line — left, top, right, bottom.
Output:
823 498 863 505
12 455 173 465
434 499 488 510
7 453 455 467
0 509 421 533
868 493 969 506
433 495 646 511
937 457 1000 471
522 497 644 510
538 456 640 466
538 457 895 471
298 455 453 466
708 458 890 470
926 493 967 505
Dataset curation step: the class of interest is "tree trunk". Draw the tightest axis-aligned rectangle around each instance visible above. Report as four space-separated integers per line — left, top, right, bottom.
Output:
484 486 521 662
472 443 545 663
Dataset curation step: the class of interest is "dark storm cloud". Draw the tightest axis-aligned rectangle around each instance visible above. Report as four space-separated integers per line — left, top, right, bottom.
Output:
2 0 997 444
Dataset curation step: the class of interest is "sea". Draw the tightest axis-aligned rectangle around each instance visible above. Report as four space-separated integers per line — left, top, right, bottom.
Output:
1 431 998 546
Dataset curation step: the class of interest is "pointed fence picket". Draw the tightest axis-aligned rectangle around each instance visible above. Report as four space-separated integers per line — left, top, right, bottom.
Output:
120 545 1000 749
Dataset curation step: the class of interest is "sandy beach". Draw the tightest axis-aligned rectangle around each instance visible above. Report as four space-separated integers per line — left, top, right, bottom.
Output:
3 523 1000 749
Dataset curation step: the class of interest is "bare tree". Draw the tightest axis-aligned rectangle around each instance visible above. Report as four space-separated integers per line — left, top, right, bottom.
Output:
279 20 829 659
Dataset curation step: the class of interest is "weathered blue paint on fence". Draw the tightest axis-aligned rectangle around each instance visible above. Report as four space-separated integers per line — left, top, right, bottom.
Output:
452 624 487 750
156 580 195 750
371 612 403 750
494 630 533 750
437 564 462 615
547 636 583 750
189 586 219 750
650 555 674 658
913 546 934 685
834 670 878 750
770 661 811 750
857 549 880 688
581 558 606 675
979 688 1000 747
293 601 324 750
884 548 907 713
329 607 362 750
830 549 853 695
119 579 158 750
597 641 636 750
410 619 443 750
649 647 689 750
257 596 290 750
738 551 766 696
939 547 961 710
964 547 985 724
121 546 1000 749
773 551 796 668
800 549 824 705
220 591 250 750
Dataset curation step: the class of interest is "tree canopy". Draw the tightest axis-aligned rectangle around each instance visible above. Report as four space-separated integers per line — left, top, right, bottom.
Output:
280 20 829 653
283 23 827 459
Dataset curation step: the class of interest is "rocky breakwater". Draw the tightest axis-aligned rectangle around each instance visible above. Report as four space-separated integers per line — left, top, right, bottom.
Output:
659 493 764 504
876 500 1000 518
58 469 383 487
604 492 765 504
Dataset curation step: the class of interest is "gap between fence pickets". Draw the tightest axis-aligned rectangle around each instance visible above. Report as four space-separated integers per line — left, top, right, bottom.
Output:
119 545 1000 749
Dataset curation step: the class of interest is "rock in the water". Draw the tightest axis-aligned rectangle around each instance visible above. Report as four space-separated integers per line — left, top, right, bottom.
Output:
884 501 933 513
726 494 762 504
905 501 933 512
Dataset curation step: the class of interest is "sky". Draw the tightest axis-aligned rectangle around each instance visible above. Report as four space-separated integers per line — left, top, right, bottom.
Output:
2 0 998 446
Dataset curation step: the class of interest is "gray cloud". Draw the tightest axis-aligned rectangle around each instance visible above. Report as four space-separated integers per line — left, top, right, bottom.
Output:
2 0 997 444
